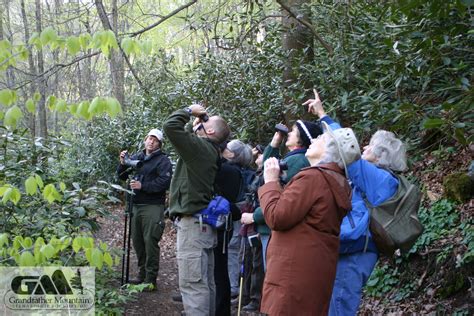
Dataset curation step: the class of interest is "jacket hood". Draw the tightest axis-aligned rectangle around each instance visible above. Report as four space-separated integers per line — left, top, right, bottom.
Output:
314 163 352 212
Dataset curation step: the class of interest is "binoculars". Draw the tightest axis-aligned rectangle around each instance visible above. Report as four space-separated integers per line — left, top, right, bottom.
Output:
123 153 143 168
275 123 288 135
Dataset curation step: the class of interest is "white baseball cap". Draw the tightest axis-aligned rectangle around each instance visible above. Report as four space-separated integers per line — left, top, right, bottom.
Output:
147 129 164 142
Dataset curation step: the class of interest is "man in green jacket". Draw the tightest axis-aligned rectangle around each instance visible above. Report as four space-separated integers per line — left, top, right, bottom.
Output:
163 103 230 316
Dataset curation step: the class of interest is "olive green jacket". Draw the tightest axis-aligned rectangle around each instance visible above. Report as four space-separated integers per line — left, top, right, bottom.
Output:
163 109 219 216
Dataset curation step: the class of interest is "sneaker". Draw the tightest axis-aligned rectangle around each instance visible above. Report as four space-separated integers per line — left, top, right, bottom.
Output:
242 301 259 311
172 294 183 302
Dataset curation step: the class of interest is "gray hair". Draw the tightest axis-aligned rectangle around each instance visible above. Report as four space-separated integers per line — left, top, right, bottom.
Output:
226 140 253 167
369 130 407 171
318 133 345 169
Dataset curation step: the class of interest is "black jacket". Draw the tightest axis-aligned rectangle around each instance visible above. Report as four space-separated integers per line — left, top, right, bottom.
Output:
215 159 244 221
117 149 172 205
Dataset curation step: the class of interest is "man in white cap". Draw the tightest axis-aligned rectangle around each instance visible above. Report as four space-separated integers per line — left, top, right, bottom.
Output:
117 128 173 290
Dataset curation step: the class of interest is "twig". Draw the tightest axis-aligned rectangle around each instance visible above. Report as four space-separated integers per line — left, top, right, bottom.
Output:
95 0 148 94
276 0 333 55
126 0 198 38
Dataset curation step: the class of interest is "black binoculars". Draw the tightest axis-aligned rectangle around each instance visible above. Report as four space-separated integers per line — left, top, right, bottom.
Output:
279 161 288 171
123 153 143 168
275 123 289 135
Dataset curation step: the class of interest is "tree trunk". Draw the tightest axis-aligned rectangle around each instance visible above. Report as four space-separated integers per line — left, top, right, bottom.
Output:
2 0 16 89
95 0 125 107
281 0 314 119
35 0 48 139
20 0 37 138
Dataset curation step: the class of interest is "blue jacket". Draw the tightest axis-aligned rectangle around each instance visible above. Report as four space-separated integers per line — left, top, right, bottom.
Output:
339 159 399 253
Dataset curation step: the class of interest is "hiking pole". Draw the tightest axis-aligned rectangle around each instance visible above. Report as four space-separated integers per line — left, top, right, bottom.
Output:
125 186 134 284
121 181 134 285
120 203 128 286
237 236 246 316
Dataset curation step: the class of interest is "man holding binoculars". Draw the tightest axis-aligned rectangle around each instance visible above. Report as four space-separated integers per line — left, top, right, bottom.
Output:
117 128 173 290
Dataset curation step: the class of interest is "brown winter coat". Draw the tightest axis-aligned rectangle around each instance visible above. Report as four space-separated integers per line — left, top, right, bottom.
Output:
258 163 351 316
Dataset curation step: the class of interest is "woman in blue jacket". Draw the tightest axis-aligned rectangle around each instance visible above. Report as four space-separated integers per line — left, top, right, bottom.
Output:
304 90 407 315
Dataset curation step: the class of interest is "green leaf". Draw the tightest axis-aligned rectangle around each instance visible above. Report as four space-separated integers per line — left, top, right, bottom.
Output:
25 98 36 114
28 32 42 49
0 89 16 106
25 176 38 195
13 236 23 250
33 92 41 102
121 38 134 56
19 251 35 266
105 97 122 118
99 242 108 252
55 99 67 112
35 174 44 189
47 95 57 110
4 106 23 129
17 45 29 60
0 233 9 248
77 101 91 119
90 248 103 269
59 182 66 192
42 183 62 203
89 97 106 115
423 118 445 129
40 244 55 259
59 236 71 251
40 27 58 46
72 237 82 253
66 36 81 55
103 252 113 268
79 33 91 50
69 103 78 115
23 237 33 249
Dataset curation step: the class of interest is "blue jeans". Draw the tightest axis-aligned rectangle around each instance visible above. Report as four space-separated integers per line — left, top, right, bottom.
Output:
260 234 270 271
227 221 241 296
329 251 378 316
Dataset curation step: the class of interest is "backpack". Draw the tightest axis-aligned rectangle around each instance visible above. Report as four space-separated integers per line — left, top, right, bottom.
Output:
365 172 423 256
194 195 231 230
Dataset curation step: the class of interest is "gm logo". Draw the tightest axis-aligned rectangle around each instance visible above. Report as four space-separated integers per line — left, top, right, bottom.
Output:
1 267 95 313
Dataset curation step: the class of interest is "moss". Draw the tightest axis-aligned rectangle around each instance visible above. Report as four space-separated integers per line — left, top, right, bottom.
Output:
443 172 474 203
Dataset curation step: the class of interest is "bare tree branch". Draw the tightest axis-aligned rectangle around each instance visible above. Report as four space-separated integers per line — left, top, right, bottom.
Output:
276 0 333 55
125 0 198 38
95 0 148 94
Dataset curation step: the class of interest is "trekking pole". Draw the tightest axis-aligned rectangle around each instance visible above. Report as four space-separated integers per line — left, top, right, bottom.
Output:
237 236 246 316
121 182 134 285
125 187 134 284
120 205 128 286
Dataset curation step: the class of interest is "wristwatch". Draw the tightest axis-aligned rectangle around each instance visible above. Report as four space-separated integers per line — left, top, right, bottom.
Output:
185 107 192 115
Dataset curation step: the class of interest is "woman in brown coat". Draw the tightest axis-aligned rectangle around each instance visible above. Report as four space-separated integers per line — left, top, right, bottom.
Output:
258 126 360 315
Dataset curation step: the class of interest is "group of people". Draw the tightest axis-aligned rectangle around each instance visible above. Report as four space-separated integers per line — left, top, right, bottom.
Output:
117 90 409 315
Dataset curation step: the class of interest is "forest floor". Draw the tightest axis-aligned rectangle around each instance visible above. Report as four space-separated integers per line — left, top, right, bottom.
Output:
96 146 473 315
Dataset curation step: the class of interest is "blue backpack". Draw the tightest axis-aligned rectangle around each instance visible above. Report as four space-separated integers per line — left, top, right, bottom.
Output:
194 195 231 230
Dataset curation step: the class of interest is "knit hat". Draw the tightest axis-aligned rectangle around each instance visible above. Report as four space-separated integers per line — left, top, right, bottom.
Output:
147 129 164 142
321 121 360 168
296 120 323 148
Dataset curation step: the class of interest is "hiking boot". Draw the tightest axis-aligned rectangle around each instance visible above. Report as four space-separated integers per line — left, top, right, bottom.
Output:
172 294 182 302
242 301 259 311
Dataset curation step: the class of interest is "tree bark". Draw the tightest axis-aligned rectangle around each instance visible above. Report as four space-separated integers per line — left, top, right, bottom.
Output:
20 0 37 138
279 0 314 123
95 0 125 107
2 0 16 89
35 0 48 139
